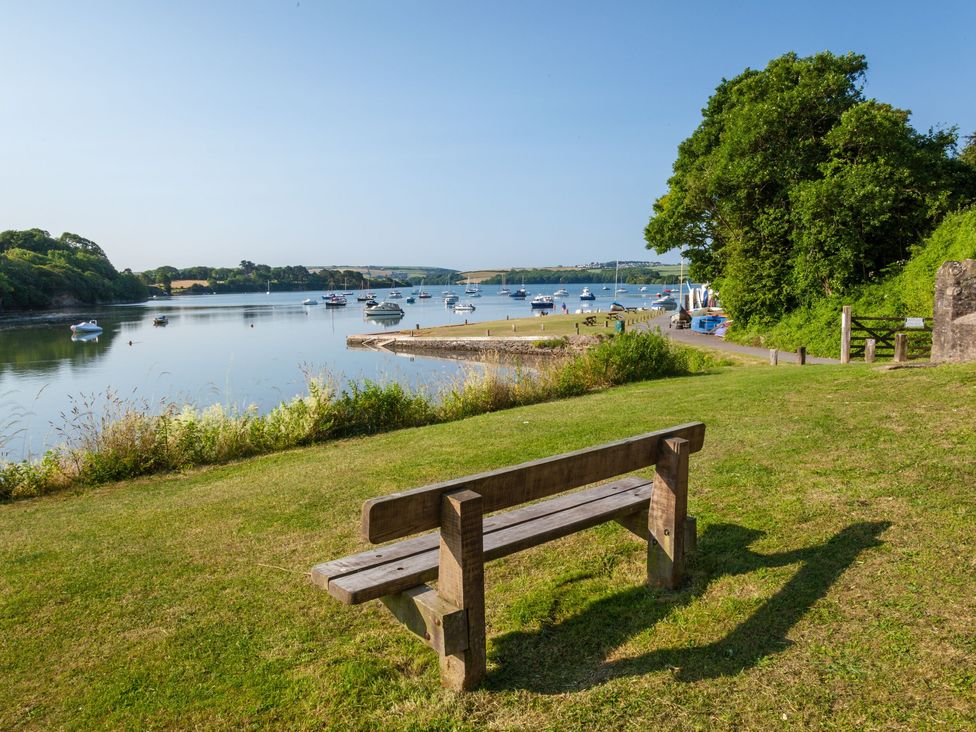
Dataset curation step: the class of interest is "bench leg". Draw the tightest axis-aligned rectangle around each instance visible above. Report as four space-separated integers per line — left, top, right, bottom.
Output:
437 489 486 691
647 437 689 589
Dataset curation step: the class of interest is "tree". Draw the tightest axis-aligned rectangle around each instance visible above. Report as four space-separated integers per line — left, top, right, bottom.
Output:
962 131 976 168
644 51 976 325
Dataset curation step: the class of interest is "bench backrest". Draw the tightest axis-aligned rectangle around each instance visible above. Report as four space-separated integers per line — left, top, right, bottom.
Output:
362 422 705 543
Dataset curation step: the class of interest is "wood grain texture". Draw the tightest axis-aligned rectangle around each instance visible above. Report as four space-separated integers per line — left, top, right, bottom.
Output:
437 490 486 691
379 584 468 657
647 437 689 589
314 476 650 597
328 479 654 604
362 422 705 543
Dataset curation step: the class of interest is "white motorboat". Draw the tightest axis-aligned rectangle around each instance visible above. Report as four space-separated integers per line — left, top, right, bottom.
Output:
70 320 102 334
553 288 569 297
364 301 404 316
580 287 596 301
388 290 403 299
323 294 347 307
453 302 476 312
443 293 459 305
530 294 554 309
302 298 318 305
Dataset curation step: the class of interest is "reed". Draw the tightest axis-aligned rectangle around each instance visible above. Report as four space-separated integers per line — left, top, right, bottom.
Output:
0 330 718 500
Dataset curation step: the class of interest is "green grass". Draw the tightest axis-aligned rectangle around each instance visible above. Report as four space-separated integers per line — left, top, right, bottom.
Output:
403 312 656 339
2 363 975 729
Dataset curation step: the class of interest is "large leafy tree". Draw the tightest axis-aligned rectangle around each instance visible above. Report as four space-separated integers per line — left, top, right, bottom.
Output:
645 51 976 324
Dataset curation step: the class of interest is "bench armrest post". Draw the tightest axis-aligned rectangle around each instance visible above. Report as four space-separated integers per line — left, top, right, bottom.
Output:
437 489 487 690
647 437 689 589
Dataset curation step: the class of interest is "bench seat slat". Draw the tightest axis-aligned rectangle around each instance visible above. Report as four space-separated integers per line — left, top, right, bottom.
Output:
327 479 654 604
311 476 649 590
363 422 705 543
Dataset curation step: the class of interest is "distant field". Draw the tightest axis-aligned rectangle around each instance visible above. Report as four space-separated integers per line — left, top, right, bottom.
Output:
169 279 209 289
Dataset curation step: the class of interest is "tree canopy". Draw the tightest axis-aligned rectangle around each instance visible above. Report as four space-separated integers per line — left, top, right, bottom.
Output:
644 51 976 325
0 229 147 310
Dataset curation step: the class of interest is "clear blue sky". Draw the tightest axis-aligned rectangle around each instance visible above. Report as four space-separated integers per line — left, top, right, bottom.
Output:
2 1 973 272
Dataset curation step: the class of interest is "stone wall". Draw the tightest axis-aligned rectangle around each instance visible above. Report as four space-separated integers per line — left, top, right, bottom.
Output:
932 259 976 363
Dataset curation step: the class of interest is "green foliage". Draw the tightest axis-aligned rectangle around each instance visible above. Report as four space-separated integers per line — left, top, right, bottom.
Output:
0 331 716 499
0 229 148 310
729 207 976 356
645 51 976 326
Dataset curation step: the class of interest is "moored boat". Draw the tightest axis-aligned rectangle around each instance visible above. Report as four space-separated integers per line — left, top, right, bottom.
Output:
580 287 595 301
364 301 404 316
152 315 169 326
530 294 554 309
453 302 476 312
69 320 102 334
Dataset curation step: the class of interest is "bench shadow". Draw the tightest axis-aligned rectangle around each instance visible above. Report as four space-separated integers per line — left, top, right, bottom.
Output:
486 520 890 693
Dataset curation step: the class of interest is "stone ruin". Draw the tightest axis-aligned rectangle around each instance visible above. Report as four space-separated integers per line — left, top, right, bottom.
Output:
932 259 976 363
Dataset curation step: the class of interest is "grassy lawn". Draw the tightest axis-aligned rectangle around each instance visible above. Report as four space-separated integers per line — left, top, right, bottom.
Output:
2 363 975 729
406 312 656 339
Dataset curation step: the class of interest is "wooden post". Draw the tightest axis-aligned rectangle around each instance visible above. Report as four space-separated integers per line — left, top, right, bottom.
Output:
769 349 778 366
486 329 490 337
797 346 807 366
512 323 516 332
437 490 486 691
894 333 907 363
840 305 852 364
648 437 689 590
575 323 580 335
864 338 876 363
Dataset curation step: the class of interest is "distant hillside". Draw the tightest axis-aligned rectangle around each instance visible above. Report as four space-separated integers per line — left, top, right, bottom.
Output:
0 229 147 310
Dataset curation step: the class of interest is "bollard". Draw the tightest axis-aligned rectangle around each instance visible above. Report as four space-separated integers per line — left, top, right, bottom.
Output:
575 323 579 335
512 323 516 332
486 329 490 336
797 346 807 365
864 338 876 363
541 323 545 331
769 349 778 366
894 333 907 363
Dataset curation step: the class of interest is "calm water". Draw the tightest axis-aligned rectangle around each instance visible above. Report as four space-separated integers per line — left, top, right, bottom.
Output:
0 283 675 461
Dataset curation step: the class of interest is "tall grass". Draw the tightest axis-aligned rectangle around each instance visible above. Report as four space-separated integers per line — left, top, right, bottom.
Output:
0 330 718 500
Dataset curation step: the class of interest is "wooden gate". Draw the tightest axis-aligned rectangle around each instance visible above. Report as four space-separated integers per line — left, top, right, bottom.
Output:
840 306 933 362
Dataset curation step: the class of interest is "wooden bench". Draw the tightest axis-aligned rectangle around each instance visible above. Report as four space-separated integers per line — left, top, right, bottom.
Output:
310 422 705 690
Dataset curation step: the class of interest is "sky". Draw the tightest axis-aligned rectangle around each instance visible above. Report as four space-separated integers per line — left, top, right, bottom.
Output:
1 1 974 272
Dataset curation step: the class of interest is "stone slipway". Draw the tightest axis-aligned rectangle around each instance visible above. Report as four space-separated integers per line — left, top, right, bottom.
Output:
346 332 598 355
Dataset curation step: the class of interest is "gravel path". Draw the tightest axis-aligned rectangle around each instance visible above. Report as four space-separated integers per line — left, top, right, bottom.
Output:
639 314 839 365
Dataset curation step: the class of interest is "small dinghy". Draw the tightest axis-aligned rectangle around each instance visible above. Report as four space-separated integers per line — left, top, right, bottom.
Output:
70 320 102 334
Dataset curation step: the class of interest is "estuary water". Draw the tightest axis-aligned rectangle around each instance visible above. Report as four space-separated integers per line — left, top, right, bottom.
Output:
0 283 674 461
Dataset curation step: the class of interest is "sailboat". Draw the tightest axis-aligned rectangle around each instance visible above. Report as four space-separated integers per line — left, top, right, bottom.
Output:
614 261 627 294
266 279 271 295
418 278 431 299
498 274 511 296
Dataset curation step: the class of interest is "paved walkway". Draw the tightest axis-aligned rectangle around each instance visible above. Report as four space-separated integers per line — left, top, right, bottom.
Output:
639 314 840 365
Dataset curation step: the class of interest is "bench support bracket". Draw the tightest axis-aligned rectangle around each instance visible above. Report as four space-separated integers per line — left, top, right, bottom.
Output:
437 489 486 691
380 585 469 657
647 437 689 589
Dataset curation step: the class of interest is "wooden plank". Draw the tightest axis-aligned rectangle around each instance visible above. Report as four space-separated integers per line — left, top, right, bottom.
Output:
864 338 876 363
437 490 485 691
380 584 469 656
312 477 650 591
894 333 908 363
648 437 689 589
841 305 851 364
362 422 706 543
329 481 655 604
